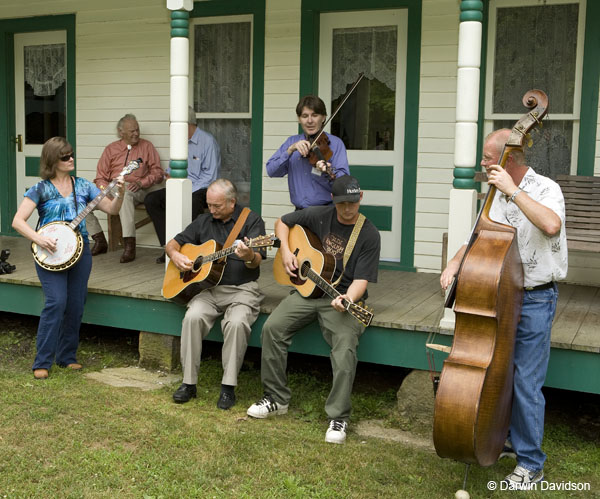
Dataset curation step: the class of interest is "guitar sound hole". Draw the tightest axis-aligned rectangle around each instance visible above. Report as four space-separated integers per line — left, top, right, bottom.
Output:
192 257 203 273
299 261 310 279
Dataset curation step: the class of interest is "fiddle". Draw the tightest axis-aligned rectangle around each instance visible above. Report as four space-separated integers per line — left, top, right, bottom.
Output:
307 133 335 180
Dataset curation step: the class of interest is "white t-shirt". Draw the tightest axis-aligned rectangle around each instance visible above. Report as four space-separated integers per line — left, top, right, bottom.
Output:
489 167 568 288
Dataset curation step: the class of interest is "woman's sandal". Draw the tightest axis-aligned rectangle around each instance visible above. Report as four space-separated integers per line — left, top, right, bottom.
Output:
33 368 49 379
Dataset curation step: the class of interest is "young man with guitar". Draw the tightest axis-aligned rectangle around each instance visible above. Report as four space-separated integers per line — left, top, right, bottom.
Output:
165 179 267 410
247 175 380 444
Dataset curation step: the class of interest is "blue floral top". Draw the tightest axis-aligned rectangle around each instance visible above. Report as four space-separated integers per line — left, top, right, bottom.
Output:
25 177 102 238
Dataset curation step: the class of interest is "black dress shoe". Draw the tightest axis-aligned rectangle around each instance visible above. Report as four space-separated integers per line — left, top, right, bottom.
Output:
217 390 236 410
173 383 197 404
156 252 166 264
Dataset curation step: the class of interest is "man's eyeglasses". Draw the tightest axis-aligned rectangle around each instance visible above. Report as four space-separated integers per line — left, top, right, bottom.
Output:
60 153 75 162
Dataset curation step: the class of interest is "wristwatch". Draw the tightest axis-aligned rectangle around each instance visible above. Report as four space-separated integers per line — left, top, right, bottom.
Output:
245 252 256 265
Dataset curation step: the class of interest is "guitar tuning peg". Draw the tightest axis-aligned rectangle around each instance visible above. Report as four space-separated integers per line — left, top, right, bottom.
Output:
525 133 533 148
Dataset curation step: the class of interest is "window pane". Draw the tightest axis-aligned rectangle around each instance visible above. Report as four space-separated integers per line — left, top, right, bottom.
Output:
494 120 572 180
493 4 578 114
197 118 251 206
330 26 397 151
23 43 66 144
194 22 251 113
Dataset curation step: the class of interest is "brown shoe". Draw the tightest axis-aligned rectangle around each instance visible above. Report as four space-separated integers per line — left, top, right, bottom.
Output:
120 237 136 263
33 368 49 379
66 363 82 370
91 232 108 256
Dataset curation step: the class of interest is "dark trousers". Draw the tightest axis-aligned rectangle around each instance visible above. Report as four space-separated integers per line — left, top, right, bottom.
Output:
33 243 92 370
144 188 207 246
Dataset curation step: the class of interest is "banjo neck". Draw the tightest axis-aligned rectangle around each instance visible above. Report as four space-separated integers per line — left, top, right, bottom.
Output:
68 176 120 231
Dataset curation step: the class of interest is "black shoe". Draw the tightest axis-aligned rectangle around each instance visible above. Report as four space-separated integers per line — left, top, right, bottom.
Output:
173 383 197 404
156 252 166 264
217 390 236 410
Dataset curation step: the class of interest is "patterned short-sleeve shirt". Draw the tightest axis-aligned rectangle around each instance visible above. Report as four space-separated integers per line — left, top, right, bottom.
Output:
25 177 101 238
489 167 568 287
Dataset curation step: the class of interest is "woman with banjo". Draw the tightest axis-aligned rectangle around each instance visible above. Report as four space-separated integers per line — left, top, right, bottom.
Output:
12 136 126 380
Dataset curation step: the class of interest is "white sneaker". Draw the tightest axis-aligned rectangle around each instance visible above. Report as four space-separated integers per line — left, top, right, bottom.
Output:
325 419 348 444
502 465 544 489
247 395 288 419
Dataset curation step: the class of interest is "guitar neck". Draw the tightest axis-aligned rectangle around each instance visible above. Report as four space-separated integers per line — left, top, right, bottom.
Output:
68 178 119 230
193 240 265 267
305 266 343 302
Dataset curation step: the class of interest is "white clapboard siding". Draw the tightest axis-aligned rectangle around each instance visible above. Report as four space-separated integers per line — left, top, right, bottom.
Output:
415 0 459 272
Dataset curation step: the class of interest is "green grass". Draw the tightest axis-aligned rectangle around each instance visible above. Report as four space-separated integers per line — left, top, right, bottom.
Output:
0 312 599 498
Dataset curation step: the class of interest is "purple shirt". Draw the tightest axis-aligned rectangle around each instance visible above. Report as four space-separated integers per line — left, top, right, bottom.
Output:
266 132 349 209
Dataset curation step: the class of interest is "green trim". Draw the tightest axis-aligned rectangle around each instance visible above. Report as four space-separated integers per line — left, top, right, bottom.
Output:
169 159 188 179
475 0 490 196
25 157 39 178
0 15 76 236
577 0 600 176
300 0 421 271
191 1 265 213
1 281 598 393
359 205 392 231
349 165 393 191
170 28 189 38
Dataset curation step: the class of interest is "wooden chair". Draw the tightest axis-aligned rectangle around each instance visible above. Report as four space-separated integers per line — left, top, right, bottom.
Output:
107 205 152 251
556 175 600 252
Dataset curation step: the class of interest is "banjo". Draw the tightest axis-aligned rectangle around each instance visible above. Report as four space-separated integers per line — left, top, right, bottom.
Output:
31 159 141 271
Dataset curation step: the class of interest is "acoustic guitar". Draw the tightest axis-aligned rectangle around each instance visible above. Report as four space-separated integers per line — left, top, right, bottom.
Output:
273 225 374 327
162 234 276 304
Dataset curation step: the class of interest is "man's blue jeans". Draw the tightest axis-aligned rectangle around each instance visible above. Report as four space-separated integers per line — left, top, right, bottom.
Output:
33 244 92 370
510 283 558 472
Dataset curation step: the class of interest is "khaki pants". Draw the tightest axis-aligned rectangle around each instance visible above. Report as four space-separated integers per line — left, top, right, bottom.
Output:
85 182 164 238
181 281 264 386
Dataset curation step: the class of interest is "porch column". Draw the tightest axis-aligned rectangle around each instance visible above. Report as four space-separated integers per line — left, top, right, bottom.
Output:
440 0 483 329
166 0 194 253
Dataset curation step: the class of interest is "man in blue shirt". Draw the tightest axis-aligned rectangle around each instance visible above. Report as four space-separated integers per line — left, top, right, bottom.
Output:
145 106 221 263
266 95 350 209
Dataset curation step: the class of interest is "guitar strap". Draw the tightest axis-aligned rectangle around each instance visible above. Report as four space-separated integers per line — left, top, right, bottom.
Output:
223 206 251 251
331 213 365 288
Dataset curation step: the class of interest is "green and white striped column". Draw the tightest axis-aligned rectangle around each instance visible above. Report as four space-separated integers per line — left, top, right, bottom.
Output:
441 0 484 326
166 0 193 252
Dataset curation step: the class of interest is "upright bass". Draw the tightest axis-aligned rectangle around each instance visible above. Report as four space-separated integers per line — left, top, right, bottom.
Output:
433 90 548 466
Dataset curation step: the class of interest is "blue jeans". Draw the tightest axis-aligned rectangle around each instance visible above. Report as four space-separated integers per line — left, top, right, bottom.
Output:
510 283 558 472
33 243 92 370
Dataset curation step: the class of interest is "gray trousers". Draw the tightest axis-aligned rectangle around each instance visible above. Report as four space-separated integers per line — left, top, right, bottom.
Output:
85 181 164 237
181 281 263 386
261 291 365 421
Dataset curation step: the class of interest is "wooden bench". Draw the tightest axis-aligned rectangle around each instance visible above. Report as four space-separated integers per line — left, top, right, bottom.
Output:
107 205 152 251
556 175 600 252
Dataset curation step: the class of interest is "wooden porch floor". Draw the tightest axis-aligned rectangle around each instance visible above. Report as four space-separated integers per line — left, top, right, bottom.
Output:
1 235 598 354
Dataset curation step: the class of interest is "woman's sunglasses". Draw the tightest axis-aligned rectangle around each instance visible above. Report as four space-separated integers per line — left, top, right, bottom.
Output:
60 153 75 162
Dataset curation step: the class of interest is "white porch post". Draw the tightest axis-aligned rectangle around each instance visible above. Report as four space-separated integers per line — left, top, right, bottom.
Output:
165 0 194 261
440 1 484 329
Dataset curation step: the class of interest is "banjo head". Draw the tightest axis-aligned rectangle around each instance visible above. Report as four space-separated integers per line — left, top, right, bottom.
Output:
32 222 84 270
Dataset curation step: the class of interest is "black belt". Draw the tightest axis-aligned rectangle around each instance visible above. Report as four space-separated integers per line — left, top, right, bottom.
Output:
524 282 554 291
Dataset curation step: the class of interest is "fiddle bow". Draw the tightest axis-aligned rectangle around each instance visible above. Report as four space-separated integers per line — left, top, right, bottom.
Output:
307 73 365 179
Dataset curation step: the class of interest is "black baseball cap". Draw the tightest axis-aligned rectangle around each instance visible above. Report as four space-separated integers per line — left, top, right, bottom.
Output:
332 175 361 203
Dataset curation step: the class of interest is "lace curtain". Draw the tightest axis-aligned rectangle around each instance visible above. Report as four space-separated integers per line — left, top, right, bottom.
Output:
194 22 251 113
331 26 397 101
194 21 252 204
24 44 66 97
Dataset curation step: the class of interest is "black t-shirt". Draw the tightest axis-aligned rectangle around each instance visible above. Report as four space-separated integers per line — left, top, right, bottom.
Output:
174 204 266 286
281 205 380 298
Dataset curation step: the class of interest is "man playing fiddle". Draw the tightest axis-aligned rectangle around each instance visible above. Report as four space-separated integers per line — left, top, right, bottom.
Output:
441 129 568 488
266 95 350 209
